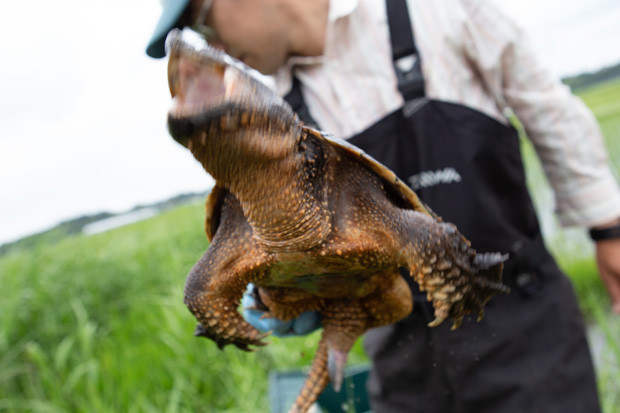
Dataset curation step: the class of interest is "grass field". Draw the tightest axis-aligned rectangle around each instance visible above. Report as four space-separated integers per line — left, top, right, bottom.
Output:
0 204 343 412
1 78 619 412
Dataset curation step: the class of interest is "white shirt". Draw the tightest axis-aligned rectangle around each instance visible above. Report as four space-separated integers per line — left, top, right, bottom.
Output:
274 0 620 228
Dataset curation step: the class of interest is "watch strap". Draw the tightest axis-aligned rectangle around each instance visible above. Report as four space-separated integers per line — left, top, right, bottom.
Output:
589 223 620 241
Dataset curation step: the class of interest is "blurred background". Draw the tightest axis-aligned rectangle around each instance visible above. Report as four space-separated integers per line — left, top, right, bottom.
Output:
1 1 619 412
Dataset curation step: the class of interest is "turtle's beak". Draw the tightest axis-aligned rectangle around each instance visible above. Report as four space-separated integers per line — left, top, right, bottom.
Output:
167 33 227 120
166 29 183 98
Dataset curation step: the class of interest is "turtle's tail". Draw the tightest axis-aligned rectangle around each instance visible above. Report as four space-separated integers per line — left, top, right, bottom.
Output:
289 300 368 412
289 336 330 413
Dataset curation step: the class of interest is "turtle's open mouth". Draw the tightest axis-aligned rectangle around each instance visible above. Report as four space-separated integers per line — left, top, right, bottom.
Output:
165 30 297 151
167 32 231 120
166 30 279 145
168 58 227 119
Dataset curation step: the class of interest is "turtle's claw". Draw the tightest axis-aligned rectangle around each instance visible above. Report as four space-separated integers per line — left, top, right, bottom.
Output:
427 316 446 328
450 316 463 331
194 323 270 351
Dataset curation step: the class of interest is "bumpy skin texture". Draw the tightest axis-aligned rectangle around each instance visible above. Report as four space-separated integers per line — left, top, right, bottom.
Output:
166 31 506 413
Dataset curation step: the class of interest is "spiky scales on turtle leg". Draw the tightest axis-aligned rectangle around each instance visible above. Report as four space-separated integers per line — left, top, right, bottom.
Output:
395 209 507 329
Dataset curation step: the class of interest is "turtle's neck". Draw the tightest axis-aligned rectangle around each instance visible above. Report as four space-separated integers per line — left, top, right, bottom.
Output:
191 117 332 252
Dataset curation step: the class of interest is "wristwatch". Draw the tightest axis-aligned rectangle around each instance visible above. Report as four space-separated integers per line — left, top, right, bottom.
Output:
589 219 620 241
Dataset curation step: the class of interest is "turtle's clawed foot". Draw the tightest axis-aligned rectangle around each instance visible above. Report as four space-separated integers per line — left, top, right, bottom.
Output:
194 323 270 351
429 250 507 328
472 253 510 294
408 222 508 329
185 292 270 351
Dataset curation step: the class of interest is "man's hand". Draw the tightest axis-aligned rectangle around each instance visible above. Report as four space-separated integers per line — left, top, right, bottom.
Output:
241 284 322 336
595 238 620 314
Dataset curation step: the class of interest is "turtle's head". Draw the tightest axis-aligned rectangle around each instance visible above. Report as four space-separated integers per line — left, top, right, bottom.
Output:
166 30 300 156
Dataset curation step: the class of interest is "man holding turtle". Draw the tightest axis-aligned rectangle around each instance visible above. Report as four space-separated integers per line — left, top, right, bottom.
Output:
147 1 620 411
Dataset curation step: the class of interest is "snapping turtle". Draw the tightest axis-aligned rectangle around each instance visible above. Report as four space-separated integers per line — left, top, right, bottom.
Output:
165 30 506 413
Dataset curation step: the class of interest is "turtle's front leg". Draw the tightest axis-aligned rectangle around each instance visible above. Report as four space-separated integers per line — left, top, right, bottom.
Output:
184 247 272 351
396 210 508 329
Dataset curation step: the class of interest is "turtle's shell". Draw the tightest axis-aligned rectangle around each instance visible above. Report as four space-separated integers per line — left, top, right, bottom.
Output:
204 126 438 242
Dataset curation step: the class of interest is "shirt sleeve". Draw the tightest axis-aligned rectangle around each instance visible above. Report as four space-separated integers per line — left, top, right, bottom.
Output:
459 0 620 227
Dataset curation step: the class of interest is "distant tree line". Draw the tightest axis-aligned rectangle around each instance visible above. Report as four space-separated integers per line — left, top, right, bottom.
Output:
562 61 620 91
0 191 209 255
0 212 114 255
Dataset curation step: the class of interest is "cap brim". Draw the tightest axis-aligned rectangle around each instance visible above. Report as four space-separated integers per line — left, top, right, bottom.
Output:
146 0 192 58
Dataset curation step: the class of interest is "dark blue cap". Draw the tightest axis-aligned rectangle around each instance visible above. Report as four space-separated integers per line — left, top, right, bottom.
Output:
146 0 192 58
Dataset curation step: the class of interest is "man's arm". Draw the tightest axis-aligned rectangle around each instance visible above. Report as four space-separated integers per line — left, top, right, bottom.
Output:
460 0 620 312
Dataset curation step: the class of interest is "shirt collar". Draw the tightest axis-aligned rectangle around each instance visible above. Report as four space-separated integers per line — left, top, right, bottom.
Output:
275 0 359 94
330 0 358 21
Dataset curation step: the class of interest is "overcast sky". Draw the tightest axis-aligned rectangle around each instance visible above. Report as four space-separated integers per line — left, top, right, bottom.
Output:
1 0 620 245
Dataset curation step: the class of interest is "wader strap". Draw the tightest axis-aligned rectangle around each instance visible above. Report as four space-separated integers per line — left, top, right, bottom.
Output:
285 0 426 123
283 77 319 128
386 0 425 102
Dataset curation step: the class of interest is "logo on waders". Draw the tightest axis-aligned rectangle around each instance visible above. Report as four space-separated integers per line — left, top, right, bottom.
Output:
408 167 462 190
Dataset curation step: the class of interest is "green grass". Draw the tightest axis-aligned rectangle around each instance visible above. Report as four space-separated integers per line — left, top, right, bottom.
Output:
0 204 367 412
1 78 620 412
